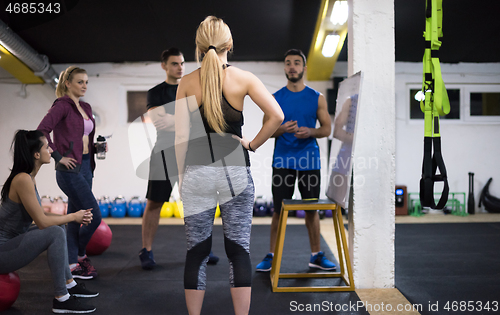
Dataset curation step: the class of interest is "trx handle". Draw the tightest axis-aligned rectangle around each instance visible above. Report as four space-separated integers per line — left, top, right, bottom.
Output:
419 0 449 209
420 137 449 209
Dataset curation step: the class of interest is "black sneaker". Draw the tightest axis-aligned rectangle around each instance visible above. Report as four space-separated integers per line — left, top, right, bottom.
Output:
52 295 96 313
207 251 219 265
139 248 156 270
68 282 99 298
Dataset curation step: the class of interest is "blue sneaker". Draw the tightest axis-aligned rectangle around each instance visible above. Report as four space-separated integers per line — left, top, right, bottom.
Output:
309 251 336 270
139 248 156 270
256 253 273 272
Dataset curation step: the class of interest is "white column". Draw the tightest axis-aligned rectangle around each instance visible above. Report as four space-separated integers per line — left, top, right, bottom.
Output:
347 0 396 288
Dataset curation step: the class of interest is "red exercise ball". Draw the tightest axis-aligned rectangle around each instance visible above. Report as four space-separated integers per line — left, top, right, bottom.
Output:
86 221 112 256
0 272 21 312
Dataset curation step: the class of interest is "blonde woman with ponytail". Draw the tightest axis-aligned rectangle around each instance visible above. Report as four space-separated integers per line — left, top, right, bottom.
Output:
175 16 284 315
38 66 103 281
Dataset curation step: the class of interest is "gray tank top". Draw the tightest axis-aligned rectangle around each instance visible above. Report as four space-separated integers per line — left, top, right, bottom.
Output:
0 186 40 245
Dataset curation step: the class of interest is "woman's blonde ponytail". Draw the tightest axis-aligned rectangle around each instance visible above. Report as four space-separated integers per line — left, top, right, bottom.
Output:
195 16 233 134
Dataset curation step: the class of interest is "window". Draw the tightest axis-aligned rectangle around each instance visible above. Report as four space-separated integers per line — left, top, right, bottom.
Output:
407 83 500 124
409 89 460 119
127 91 148 123
470 93 500 116
464 85 500 123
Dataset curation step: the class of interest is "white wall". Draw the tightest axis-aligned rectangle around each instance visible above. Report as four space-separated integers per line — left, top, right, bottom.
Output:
332 61 500 213
347 0 396 289
0 61 331 202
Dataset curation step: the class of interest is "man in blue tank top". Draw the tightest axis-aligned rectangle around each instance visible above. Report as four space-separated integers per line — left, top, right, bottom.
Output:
257 49 335 272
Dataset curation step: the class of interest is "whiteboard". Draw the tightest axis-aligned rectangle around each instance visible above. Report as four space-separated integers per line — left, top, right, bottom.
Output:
326 71 363 208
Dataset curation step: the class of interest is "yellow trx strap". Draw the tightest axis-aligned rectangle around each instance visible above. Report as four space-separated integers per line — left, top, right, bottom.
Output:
419 0 450 210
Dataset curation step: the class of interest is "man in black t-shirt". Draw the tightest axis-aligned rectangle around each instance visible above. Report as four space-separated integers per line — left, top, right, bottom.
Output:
139 48 180 270
139 48 219 270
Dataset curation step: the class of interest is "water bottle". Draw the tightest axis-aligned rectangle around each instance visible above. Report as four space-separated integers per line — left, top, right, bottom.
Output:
96 135 106 160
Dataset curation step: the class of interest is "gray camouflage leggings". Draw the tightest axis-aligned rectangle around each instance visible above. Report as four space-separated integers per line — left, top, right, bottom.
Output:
181 165 254 290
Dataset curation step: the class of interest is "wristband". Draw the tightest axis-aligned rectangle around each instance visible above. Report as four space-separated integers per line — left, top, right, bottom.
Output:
248 142 255 152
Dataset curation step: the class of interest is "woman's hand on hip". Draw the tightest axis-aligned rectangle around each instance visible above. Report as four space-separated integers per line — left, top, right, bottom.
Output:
232 135 251 151
59 157 78 169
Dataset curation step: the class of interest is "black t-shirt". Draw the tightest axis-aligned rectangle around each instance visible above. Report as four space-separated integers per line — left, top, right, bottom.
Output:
146 81 178 112
146 81 178 178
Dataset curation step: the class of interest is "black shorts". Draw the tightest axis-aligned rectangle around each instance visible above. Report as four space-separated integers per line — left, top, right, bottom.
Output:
145 148 176 203
146 179 173 203
271 168 321 215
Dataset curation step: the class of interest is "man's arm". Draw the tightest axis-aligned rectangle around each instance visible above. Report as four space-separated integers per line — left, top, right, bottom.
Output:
148 105 175 131
295 94 332 139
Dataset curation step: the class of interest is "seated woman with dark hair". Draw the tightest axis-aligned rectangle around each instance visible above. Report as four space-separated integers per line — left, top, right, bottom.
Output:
0 130 98 314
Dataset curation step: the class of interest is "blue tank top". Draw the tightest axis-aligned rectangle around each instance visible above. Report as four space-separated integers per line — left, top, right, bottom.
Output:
272 86 321 170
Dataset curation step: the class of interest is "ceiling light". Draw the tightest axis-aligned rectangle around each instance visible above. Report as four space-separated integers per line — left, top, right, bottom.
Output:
330 0 348 26
322 34 340 57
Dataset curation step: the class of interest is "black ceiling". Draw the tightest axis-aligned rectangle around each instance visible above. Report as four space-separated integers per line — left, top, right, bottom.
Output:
394 0 500 63
1 0 500 65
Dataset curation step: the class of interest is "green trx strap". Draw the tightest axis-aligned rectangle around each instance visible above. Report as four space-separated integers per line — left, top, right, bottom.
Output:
419 0 450 210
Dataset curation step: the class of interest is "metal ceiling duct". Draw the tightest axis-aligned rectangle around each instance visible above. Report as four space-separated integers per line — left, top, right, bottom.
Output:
0 19 58 88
